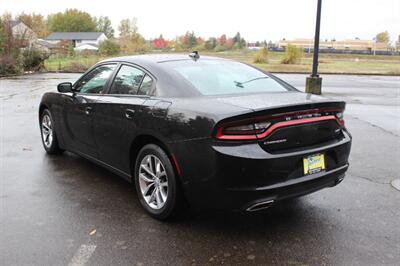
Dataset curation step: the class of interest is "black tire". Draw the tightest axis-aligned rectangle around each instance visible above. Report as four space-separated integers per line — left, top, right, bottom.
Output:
40 109 63 154
134 144 182 220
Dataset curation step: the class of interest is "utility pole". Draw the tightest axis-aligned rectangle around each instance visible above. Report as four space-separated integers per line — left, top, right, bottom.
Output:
306 0 323 95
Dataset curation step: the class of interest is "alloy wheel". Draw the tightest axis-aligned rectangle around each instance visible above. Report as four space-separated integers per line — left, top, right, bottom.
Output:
41 114 53 148
138 154 169 209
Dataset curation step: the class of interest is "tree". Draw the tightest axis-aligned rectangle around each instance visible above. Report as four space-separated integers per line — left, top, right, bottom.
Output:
253 47 268 64
178 31 197 49
48 9 97 32
1 13 20 57
118 18 139 39
153 34 168 49
233 32 241 44
204 37 217 50
16 12 48 38
0 17 5 55
232 32 246 49
96 16 114 38
99 39 120 55
218 34 227 46
281 44 303 64
226 38 234 49
118 18 148 53
376 31 390 44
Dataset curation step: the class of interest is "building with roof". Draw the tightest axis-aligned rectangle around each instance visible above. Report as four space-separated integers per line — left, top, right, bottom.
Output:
45 32 108 51
10 20 37 45
278 38 390 53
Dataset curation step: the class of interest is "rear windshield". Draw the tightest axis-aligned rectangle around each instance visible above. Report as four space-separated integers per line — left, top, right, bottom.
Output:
163 60 289 96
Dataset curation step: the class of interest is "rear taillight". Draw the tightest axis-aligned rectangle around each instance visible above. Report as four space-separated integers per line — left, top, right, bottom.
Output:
335 112 345 127
215 108 345 141
216 121 271 140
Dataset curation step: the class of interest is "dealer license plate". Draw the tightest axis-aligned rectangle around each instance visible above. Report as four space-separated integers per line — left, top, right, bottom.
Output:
303 154 325 175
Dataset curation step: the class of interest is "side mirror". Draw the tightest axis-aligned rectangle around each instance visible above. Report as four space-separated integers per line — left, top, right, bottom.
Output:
57 82 73 93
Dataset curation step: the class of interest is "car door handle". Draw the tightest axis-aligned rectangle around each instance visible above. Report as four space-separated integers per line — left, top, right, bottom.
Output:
125 109 135 119
85 107 92 115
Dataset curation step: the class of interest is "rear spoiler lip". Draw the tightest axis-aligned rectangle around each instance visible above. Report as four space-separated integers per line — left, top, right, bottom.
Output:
251 100 346 113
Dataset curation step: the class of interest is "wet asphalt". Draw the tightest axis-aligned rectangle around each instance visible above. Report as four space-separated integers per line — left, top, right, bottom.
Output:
0 73 399 266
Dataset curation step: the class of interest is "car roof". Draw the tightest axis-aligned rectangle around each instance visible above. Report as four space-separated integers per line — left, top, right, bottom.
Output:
98 54 232 97
100 53 229 67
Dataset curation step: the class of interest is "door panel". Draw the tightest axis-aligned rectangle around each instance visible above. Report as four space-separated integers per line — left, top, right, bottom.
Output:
62 64 117 158
64 94 99 157
94 96 147 174
92 64 156 175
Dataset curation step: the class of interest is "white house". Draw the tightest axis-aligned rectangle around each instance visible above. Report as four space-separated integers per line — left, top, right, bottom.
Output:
45 32 108 51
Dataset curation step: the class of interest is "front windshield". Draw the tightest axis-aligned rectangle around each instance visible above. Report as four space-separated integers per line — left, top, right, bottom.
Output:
163 60 289 96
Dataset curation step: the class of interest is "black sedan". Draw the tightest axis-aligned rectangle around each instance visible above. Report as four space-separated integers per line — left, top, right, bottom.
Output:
39 53 352 220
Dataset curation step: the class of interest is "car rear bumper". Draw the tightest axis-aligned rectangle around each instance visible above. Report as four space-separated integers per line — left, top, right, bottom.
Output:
172 131 352 211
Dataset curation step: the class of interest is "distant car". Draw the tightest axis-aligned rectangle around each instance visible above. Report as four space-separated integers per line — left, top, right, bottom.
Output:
39 53 352 220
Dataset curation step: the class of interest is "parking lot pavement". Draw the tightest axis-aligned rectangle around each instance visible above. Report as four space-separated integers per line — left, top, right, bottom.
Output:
1 73 399 266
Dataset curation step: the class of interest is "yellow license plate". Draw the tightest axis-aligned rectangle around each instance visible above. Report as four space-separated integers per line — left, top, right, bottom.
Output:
303 154 325 175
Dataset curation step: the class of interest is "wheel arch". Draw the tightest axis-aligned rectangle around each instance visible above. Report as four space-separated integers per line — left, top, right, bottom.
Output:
129 134 180 182
39 103 48 119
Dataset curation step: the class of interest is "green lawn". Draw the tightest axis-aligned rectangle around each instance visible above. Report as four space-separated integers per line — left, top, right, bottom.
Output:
45 51 400 75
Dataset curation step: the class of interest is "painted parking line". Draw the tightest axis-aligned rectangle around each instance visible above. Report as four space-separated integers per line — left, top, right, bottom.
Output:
391 179 400 191
68 244 97 266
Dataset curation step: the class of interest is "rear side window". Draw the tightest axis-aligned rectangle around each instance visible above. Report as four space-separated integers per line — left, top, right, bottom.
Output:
110 65 145 95
75 64 116 94
137 75 153 95
163 60 288 96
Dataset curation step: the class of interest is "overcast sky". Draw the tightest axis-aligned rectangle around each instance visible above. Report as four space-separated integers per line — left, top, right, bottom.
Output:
2 0 399 43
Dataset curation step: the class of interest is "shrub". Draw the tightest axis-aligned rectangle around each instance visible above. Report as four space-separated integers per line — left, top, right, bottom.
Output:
214 44 227 52
0 56 22 76
99 39 120 56
281 44 304 64
22 48 49 71
252 47 268 64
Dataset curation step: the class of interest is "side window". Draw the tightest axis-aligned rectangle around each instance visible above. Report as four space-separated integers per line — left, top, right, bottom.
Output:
137 75 153 95
110 65 145 95
75 64 116 94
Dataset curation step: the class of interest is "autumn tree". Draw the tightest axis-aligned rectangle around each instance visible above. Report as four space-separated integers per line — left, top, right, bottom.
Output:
96 16 114 38
181 31 197 48
16 12 48 38
153 34 168 49
376 31 390 44
118 18 148 53
48 9 97 32
218 34 227 46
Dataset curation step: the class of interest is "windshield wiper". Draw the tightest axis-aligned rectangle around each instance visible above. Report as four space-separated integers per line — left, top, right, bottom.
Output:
234 76 269 88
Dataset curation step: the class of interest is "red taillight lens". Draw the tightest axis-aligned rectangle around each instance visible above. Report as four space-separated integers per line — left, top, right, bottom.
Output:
216 121 271 140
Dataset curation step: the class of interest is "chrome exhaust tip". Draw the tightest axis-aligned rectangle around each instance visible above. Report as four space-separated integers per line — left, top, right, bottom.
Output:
246 200 274 212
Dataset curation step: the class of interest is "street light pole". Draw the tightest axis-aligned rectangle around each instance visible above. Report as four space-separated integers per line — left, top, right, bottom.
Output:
311 0 322 77
306 0 323 94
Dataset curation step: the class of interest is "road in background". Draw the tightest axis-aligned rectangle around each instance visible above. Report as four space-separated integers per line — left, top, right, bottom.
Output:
1 74 399 265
